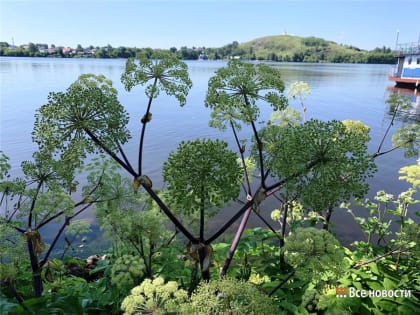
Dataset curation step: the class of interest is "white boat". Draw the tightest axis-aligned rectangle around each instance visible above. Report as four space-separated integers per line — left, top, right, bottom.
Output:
389 41 420 88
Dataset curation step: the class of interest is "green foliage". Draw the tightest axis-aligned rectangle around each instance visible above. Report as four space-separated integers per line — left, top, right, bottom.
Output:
205 60 287 130
0 263 17 287
283 227 345 287
19 190 75 222
300 288 320 313
386 92 412 113
32 74 130 164
270 201 324 232
392 123 420 158
94 174 172 278
332 182 420 315
163 139 241 217
238 35 394 63
21 149 77 191
342 119 371 143
317 259 420 315
88 158 172 255
384 93 420 158
66 219 91 237
213 228 280 281
121 277 188 315
111 254 145 291
121 51 192 106
50 260 125 314
0 151 10 180
399 158 420 188
1 294 85 315
345 188 419 249
0 224 26 265
238 156 257 185
287 81 311 121
0 259 33 299
1 271 126 315
0 151 25 202
0 148 91 297
181 278 278 315
258 119 376 212
269 107 302 127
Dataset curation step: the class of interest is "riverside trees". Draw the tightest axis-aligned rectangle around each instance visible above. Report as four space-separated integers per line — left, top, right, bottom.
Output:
1 53 419 314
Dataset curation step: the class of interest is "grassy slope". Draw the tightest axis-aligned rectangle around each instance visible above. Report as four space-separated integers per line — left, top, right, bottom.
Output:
239 34 364 61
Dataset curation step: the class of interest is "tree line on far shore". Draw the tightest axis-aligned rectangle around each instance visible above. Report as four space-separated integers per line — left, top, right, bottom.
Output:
0 38 395 64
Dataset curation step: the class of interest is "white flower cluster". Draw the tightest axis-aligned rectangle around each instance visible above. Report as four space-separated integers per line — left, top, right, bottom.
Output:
121 277 188 315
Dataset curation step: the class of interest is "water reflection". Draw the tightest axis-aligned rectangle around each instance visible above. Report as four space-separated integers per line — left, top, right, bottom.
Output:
386 86 420 122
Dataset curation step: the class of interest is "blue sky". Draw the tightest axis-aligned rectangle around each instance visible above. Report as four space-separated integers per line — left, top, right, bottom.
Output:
0 0 419 50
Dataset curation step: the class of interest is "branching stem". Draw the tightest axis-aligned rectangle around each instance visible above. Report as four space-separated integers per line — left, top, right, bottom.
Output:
138 78 158 174
352 248 404 268
268 271 295 297
83 128 136 177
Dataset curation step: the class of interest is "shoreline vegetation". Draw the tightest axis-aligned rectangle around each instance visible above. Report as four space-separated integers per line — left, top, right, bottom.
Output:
0 34 395 64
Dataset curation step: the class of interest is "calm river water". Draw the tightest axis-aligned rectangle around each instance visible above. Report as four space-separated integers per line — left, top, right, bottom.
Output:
0 57 418 244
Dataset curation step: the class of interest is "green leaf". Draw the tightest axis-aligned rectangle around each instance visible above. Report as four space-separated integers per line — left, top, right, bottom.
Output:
397 299 420 315
0 295 22 314
366 281 383 290
374 299 399 313
370 262 380 275
383 277 397 290
22 296 48 307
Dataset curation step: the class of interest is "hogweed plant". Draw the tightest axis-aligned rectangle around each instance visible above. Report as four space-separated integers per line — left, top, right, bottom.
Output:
121 51 192 174
0 149 108 297
2 54 419 314
28 57 409 283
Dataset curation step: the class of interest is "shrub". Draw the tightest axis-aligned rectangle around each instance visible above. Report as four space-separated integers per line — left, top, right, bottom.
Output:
111 254 145 291
283 227 345 287
181 278 277 315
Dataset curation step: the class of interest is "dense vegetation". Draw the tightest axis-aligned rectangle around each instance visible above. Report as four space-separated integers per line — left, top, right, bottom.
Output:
1 54 419 314
0 34 395 63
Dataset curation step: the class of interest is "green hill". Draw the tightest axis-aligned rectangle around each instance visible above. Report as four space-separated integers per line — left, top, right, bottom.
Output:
215 34 393 63
242 35 352 60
